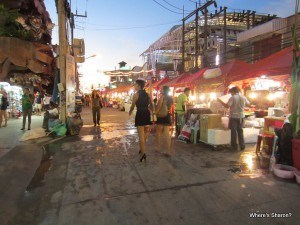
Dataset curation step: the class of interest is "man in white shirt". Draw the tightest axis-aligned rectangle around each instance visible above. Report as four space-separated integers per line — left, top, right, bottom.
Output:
218 86 250 151
43 93 51 110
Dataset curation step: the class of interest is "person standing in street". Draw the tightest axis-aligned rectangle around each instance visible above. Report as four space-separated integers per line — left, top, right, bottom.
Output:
85 95 90 107
21 87 34 130
175 87 190 135
91 90 102 126
218 86 250 151
34 92 42 116
43 93 51 110
155 85 173 156
129 78 153 162
0 87 9 128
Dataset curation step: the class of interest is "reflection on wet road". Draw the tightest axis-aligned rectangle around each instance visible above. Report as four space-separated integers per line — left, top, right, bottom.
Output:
81 123 137 142
228 151 271 178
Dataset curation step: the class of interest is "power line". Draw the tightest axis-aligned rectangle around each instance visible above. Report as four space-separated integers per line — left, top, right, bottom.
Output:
83 20 180 28
151 0 183 14
187 0 197 4
93 21 181 31
162 0 193 12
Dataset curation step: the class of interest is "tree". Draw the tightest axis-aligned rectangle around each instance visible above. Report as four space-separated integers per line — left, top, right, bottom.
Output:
289 0 300 136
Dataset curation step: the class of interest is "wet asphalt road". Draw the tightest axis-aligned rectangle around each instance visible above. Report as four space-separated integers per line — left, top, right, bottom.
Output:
2 107 300 225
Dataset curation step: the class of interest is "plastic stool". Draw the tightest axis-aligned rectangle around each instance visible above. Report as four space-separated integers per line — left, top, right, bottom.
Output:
190 127 199 144
256 133 275 155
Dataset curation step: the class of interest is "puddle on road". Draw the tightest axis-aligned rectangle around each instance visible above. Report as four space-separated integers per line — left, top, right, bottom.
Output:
81 122 137 142
228 152 270 178
26 143 60 192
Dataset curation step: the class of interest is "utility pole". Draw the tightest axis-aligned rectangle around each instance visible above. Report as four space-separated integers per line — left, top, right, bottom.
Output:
70 10 87 94
203 8 208 67
182 1 215 71
70 10 87 53
182 6 185 72
195 3 199 68
210 6 227 64
223 7 227 64
58 0 67 123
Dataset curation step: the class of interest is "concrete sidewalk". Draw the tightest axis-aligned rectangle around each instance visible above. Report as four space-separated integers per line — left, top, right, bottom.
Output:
0 112 64 225
0 114 45 158
1 107 300 225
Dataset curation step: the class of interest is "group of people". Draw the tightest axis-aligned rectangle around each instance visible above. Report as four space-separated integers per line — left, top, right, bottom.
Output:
20 88 53 130
128 79 250 162
129 79 177 162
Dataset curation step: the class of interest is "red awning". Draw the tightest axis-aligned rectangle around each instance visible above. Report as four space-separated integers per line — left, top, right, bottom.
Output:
173 68 206 88
241 46 293 80
196 60 251 89
220 59 253 84
107 84 133 94
152 77 170 90
163 74 187 87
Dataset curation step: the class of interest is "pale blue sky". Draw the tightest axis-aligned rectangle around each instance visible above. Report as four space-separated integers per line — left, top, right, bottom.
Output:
45 0 295 77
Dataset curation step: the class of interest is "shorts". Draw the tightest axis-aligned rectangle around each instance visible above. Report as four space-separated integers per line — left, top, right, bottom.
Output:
35 104 42 110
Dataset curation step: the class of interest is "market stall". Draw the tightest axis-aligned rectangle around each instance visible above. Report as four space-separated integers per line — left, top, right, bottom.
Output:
106 84 134 111
0 82 22 118
204 48 293 149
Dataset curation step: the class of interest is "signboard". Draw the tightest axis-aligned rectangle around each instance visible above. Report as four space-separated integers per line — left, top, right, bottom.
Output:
66 54 76 113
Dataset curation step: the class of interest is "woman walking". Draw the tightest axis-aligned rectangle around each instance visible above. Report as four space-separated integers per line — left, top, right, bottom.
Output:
0 88 9 128
129 79 153 162
91 90 102 126
155 86 173 156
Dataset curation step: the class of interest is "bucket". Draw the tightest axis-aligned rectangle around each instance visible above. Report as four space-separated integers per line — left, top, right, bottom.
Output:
292 139 300 170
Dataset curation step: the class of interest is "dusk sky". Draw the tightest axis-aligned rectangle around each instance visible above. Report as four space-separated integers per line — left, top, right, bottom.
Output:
45 0 296 81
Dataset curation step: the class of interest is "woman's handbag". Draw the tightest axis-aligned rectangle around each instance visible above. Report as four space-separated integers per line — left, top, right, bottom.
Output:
156 98 168 118
151 112 157 122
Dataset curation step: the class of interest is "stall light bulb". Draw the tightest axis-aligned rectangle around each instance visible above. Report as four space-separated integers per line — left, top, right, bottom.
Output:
275 91 285 98
190 95 196 101
261 75 266 79
210 93 217 100
249 92 257 99
200 94 206 100
267 93 276 101
168 91 172 96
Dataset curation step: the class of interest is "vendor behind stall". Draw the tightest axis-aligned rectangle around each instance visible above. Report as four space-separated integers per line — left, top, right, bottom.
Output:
218 86 250 151
175 88 190 135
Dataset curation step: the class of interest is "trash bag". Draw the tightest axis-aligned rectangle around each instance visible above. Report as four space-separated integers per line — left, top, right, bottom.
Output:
49 118 61 130
66 116 83 135
177 123 191 143
51 123 67 136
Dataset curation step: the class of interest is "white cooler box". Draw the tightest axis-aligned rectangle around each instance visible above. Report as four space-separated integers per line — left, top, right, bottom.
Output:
207 129 231 145
207 127 260 145
243 127 260 143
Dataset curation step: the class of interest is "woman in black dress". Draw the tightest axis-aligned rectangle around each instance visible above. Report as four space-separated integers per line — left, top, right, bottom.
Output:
129 79 153 162
155 86 173 156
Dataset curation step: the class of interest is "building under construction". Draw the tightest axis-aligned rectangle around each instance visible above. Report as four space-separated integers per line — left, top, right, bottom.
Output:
141 0 279 77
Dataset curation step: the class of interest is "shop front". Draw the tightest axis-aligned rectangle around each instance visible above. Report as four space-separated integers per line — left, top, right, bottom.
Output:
0 82 22 118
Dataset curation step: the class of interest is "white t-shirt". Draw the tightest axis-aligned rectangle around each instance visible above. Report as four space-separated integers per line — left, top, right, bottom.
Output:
44 96 51 105
227 93 250 118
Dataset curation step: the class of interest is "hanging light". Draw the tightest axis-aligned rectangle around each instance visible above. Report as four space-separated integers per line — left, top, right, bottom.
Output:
249 92 257 99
